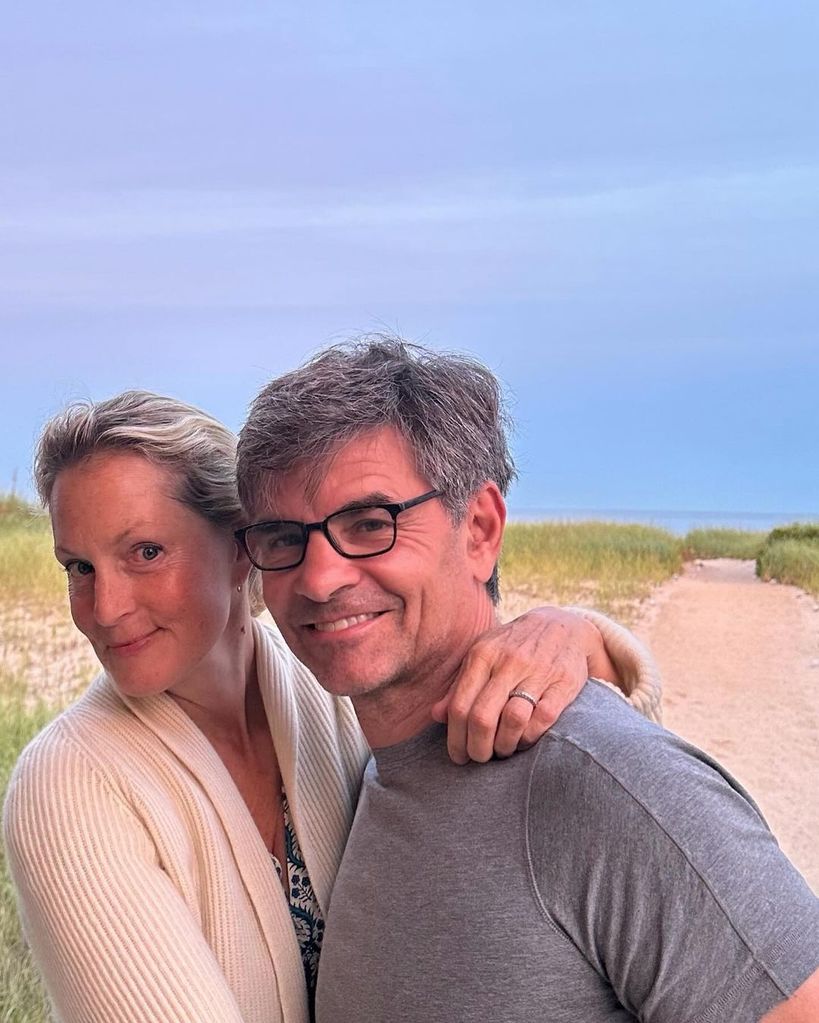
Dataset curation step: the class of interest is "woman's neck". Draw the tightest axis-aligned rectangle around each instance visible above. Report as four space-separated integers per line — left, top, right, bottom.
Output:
169 605 259 751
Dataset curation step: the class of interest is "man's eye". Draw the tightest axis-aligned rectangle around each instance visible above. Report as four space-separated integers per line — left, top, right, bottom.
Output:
353 517 392 533
138 544 162 561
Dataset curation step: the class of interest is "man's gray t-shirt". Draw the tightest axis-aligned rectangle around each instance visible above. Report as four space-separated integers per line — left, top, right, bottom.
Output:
316 681 819 1022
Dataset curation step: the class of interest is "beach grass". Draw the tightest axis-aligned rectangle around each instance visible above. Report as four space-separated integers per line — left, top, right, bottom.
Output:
0 678 52 1023
500 521 684 617
756 531 819 596
682 528 767 561
0 498 64 609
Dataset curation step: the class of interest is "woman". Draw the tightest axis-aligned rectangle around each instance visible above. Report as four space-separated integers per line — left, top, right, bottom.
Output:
3 391 660 1023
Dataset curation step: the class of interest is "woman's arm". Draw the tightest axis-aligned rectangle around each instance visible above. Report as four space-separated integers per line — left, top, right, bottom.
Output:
570 607 662 722
432 605 662 764
3 732 250 1023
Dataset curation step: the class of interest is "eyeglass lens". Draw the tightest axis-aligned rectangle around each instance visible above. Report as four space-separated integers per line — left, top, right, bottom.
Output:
245 505 397 570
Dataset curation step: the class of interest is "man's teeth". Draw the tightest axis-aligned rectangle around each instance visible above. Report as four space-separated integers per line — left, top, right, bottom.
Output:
313 613 379 633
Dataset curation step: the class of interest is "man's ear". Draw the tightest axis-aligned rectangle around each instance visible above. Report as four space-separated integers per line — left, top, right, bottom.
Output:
465 482 506 583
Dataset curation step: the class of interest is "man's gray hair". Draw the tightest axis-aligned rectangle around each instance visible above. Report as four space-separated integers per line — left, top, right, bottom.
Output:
34 389 265 612
237 336 517 601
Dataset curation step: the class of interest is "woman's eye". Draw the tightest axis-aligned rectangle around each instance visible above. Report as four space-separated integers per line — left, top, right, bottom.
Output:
139 544 162 561
65 560 94 578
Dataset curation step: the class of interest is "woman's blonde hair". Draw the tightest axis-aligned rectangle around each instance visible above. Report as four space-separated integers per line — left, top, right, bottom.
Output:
35 389 264 613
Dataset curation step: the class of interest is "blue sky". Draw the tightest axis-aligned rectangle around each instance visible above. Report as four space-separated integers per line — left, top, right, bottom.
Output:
2 2 818 518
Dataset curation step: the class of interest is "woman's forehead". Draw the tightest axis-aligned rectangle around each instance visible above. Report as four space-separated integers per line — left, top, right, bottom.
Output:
50 452 184 532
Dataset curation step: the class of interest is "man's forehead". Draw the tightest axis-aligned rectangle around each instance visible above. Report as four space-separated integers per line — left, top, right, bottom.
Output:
253 426 427 517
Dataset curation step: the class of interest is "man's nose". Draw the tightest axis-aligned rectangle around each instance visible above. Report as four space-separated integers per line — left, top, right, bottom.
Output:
93 568 136 626
293 528 362 603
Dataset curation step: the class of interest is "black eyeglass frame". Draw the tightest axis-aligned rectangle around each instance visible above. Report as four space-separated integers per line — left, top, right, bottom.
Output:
235 489 443 571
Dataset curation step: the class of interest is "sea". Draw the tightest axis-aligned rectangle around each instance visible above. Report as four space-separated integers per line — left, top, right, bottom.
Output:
506 508 819 537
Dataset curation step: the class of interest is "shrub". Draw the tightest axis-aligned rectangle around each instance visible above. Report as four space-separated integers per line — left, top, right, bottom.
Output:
765 523 819 545
752 531 817 597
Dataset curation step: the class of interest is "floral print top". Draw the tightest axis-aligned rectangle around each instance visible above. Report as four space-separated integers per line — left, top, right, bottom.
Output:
271 791 324 1019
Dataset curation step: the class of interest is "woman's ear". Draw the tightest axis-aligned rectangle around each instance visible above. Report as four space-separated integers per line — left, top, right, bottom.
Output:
464 482 506 584
232 539 253 580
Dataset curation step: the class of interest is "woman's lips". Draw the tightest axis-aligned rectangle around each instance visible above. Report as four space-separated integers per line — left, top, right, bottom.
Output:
107 629 159 654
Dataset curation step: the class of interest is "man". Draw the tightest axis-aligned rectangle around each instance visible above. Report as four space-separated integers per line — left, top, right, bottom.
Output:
236 337 819 1022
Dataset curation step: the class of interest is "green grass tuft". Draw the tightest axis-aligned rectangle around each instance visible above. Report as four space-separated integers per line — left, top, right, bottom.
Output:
0 679 53 1023
756 526 819 596
682 528 767 561
765 523 819 545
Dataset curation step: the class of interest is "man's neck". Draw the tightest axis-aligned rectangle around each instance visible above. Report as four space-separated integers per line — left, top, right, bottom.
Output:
352 604 500 750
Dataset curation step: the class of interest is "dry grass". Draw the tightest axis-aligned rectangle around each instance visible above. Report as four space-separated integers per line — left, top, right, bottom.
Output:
500 520 683 621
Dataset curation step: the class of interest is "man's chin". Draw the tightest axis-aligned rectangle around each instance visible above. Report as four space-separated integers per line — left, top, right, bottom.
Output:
308 669 389 699
294 650 394 698
287 633 399 697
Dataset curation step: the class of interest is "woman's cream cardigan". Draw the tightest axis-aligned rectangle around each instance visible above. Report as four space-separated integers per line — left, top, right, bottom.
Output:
3 613 659 1023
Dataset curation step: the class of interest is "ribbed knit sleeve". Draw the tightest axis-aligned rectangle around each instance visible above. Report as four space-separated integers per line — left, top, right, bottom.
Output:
3 726 250 1023
571 608 663 723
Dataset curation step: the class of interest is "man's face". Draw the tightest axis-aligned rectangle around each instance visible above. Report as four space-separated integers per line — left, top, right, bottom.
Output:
256 427 495 698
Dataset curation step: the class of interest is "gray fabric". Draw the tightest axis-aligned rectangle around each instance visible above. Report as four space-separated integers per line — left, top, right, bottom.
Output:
316 681 819 1023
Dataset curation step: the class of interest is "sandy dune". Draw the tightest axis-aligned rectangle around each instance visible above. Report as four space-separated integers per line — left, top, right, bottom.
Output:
633 559 819 892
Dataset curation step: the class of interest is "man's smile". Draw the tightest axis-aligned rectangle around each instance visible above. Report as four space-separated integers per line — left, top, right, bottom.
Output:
311 612 384 633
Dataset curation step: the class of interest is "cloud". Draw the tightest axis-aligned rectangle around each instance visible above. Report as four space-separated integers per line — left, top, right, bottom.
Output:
2 162 818 244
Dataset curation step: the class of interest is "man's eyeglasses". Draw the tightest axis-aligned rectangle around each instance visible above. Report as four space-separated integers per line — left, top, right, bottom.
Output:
235 490 443 571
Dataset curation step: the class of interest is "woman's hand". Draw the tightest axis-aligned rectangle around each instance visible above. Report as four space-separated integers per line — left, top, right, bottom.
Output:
431 606 620 764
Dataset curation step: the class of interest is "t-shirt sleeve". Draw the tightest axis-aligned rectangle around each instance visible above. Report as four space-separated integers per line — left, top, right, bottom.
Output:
3 730 249 1023
526 698 819 1023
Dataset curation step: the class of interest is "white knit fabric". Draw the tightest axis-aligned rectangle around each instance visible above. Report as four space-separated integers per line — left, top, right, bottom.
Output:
3 619 368 1023
573 608 663 724
3 613 659 1023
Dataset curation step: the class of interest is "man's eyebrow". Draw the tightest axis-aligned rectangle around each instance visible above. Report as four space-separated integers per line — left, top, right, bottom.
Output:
332 492 394 514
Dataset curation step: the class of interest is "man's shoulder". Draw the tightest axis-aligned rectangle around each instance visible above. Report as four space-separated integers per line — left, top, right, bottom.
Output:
526 682 819 1023
542 679 755 801
547 676 667 751
529 679 770 861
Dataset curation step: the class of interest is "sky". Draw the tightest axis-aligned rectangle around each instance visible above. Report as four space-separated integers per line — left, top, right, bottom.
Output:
2 2 818 520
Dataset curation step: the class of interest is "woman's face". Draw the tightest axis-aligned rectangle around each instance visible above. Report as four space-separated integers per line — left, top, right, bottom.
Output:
49 450 246 699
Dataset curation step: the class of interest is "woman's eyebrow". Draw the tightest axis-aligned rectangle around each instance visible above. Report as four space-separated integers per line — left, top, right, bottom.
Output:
53 524 153 558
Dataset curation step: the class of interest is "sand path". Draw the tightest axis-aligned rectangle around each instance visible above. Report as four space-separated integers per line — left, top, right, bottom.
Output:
632 558 819 892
